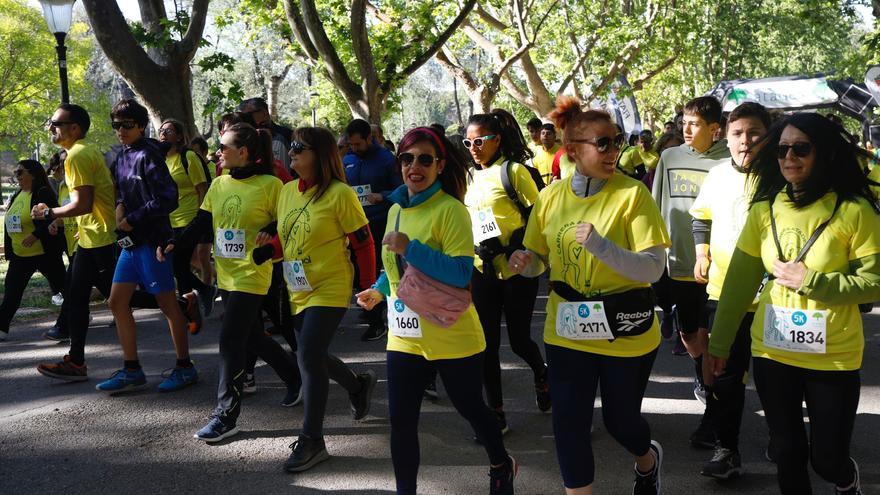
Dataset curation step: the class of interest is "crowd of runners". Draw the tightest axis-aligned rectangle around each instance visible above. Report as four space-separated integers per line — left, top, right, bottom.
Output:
2 91 879 495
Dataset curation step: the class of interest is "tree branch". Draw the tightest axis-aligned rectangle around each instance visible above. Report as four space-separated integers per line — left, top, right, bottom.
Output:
294 0 362 98
81 0 160 82
177 0 210 60
351 0 379 89
631 55 677 91
398 0 476 77
435 47 479 94
282 0 319 61
474 4 509 31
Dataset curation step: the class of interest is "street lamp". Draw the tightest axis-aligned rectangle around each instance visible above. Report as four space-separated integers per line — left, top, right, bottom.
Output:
39 0 77 104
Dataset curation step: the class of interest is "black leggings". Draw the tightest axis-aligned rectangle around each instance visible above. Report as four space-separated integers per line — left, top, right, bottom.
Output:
245 263 296 374
471 269 545 409
0 252 66 331
387 351 508 495
171 227 209 297
753 357 860 495
294 306 361 439
704 301 753 450
215 290 299 424
547 343 657 489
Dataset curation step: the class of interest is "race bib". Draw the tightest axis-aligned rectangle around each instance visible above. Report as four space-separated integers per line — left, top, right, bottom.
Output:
215 228 246 259
763 304 827 354
117 235 134 249
471 207 501 243
556 301 614 340
388 297 422 338
6 214 22 233
283 260 313 292
353 184 372 207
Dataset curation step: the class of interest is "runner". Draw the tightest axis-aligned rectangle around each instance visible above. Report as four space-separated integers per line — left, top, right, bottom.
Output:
509 97 669 495
464 109 549 430
273 126 378 472
689 102 771 478
43 151 77 342
95 99 197 394
532 122 561 184
708 112 880 495
356 127 517 494
0 160 66 341
166 122 300 442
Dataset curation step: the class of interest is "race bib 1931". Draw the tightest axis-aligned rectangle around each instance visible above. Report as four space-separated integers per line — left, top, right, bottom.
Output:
556 301 614 340
471 207 501 243
6 214 22 233
283 260 313 292
388 297 422 338
353 184 372 207
763 304 827 354
215 228 246 259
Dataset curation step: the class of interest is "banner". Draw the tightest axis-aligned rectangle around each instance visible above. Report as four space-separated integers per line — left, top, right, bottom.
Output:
719 76 838 112
607 76 642 136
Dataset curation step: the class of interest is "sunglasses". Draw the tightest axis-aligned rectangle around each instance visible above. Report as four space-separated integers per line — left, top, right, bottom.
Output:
777 142 812 159
567 133 626 153
111 121 138 130
462 134 497 149
290 141 312 154
398 153 438 166
13 168 25 176
159 127 177 135
218 143 239 152
46 119 74 129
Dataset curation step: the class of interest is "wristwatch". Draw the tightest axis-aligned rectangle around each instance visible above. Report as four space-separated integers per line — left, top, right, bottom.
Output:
43 208 54 221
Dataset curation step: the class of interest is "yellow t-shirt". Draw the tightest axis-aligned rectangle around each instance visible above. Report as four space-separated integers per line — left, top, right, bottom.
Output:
737 191 880 370
5 191 44 257
689 162 756 302
524 174 670 357
167 150 208 228
384 190 486 360
201 173 281 295
58 183 78 255
533 144 560 183
558 153 576 181
465 160 538 279
868 165 880 195
64 140 115 248
618 146 660 175
278 180 368 313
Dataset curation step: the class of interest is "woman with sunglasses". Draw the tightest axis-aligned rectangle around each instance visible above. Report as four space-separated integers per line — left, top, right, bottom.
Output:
164 122 300 442
158 118 215 319
356 127 517 495
265 127 377 473
464 109 549 433
0 160 67 341
708 113 880 495
509 97 669 495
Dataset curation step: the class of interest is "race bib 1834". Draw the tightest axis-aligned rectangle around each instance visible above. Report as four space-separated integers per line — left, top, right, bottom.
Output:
763 304 827 354
556 301 614 340
388 297 422 338
215 228 246 259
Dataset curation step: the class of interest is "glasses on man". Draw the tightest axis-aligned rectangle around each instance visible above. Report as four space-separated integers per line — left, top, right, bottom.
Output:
462 135 497 149
13 168 25 177
290 141 312 154
567 133 626 153
398 153 438 167
777 142 812 159
45 119 74 129
111 121 138 130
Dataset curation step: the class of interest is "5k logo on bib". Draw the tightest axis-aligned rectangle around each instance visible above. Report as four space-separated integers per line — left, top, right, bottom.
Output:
224 230 234 241
394 299 406 313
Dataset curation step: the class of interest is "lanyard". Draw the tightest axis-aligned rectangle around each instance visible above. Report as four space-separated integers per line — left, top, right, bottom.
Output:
281 189 317 244
769 195 842 264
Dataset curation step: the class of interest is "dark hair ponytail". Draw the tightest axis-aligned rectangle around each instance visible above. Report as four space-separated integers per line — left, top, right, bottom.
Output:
398 127 470 202
467 108 534 165
227 123 274 175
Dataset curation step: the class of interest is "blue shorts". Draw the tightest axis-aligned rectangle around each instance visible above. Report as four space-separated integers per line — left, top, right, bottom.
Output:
112 245 176 295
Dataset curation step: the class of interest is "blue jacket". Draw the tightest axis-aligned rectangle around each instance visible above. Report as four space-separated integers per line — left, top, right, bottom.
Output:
111 137 178 247
343 144 402 222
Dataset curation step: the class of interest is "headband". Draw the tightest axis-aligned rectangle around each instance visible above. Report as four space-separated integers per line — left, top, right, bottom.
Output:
420 127 447 158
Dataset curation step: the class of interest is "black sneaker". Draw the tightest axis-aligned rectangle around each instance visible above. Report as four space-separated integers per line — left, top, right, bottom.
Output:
284 435 330 473
281 383 302 407
181 292 203 335
200 284 217 317
690 420 716 449
350 369 377 420
632 440 663 495
535 368 551 412
424 378 439 400
489 455 518 495
243 373 256 394
193 416 239 443
701 446 742 480
834 458 861 495
43 325 70 342
360 322 387 342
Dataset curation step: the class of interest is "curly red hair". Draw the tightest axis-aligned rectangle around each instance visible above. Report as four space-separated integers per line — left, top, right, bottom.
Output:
548 95 612 131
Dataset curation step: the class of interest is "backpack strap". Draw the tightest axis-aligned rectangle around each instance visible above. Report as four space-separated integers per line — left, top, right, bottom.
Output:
499 160 530 220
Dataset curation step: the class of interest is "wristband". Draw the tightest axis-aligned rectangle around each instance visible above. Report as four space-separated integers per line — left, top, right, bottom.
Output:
44 208 54 221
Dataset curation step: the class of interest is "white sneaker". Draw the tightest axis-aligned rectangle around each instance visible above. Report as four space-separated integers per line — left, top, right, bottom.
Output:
52 292 64 306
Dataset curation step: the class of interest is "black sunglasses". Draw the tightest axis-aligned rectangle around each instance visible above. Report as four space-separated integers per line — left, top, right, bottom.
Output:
290 141 312 154
46 119 74 129
777 142 812 159
13 168 25 176
398 153 438 166
218 143 239 152
567 133 626 153
111 121 138 130
159 127 177 135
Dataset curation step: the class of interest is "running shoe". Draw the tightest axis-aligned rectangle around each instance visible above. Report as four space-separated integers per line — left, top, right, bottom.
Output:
194 416 239 443
157 366 198 392
281 382 302 407
423 378 439 400
693 378 707 404
835 458 861 495
632 440 663 495
284 435 330 472
51 292 64 306
37 355 88 381
350 369 377 420
96 368 148 394
43 325 69 342
181 292 203 335
489 455 518 495
535 369 551 412
689 419 716 449
360 322 387 341
200 284 217 317
243 373 256 394
701 446 741 480
0 329 7 341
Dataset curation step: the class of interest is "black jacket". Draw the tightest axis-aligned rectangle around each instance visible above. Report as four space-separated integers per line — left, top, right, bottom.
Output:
4 185 64 260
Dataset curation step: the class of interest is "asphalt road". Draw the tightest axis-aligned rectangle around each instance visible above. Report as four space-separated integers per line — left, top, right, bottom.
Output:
1 288 878 494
